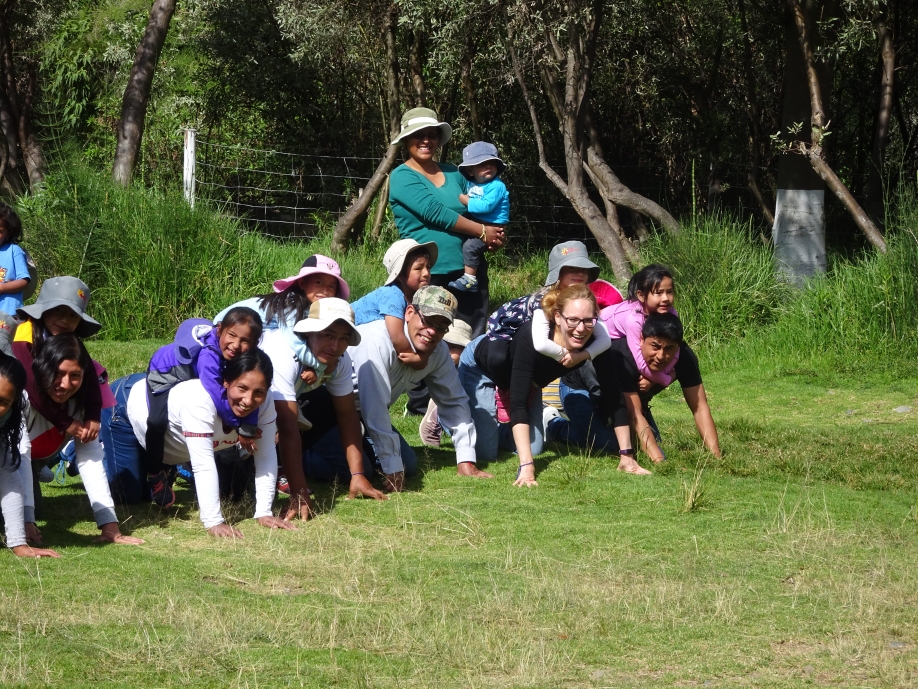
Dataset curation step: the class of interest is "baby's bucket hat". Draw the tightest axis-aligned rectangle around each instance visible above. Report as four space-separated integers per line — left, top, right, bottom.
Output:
544 241 600 286
458 142 506 179
18 276 101 338
391 107 452 146
383 239 438 286
273 255 350 300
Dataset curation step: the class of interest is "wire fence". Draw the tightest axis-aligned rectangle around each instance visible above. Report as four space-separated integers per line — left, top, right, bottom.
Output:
189 132 761 252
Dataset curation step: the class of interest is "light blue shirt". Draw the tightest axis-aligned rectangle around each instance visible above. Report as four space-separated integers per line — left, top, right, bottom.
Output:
351 284 408 326
467 178 510 225
0 243 29 316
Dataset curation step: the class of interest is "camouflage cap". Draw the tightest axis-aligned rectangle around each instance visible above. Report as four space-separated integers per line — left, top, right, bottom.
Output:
412 286 457 323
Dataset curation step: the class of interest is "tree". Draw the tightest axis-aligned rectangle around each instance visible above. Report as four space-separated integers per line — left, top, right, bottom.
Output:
112 0 176 186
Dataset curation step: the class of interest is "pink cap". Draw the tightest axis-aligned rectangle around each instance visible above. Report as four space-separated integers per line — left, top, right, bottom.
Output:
272 255 350 300
93 360 117 409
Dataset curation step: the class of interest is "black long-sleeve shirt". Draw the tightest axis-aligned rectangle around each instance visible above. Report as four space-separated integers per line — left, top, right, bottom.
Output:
475 320 622 426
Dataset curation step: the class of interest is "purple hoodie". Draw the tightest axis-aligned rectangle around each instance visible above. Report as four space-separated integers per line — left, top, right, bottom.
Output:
147 319 258 432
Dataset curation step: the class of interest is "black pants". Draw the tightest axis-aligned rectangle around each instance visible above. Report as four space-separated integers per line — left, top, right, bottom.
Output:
406 259 492 415
144 383 171 475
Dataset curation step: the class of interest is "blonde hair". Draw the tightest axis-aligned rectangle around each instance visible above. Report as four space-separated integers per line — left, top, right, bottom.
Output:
541 283 597 319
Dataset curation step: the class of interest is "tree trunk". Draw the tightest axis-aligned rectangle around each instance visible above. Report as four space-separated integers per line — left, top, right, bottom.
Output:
331 144 400 252
866 20 895 227
369 174 391 241
737 0 774 224
17 65 44 187
787 0 886 253
112 0 177 186
384 5 401 138
408 30 426 107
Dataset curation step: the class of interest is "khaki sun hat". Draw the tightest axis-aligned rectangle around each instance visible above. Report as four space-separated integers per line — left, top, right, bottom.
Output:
292 298 361 346
443 319 472 347
391 107 452 146
383 238 438 285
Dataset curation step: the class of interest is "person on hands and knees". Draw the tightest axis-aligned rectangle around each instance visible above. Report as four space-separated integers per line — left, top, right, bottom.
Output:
262 298 387 521
348 286 490 492
613 312 720 464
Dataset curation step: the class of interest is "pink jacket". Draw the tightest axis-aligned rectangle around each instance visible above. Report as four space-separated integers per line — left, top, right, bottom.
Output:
600 300 680 386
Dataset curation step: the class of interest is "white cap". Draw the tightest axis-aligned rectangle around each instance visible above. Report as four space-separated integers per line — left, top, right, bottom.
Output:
292 298 361 346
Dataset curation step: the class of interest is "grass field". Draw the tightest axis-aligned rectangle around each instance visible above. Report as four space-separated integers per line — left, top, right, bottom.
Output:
0 340 915 688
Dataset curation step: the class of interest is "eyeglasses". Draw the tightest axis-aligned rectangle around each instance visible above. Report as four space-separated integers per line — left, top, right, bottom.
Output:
409 129 441 141
418 313 450 335
559 314 597 329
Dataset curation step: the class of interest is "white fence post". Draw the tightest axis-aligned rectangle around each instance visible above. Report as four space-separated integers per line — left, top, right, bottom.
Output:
183 128 196 209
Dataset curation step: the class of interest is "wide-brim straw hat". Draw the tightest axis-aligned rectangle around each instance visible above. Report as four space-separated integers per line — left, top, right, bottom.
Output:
391 108 452 146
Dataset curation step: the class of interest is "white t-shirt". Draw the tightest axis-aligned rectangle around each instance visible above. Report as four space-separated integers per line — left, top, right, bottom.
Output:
259 328 354 402
127 378 278 528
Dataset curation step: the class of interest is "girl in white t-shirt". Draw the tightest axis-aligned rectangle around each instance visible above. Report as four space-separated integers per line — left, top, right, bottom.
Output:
126 348 295 538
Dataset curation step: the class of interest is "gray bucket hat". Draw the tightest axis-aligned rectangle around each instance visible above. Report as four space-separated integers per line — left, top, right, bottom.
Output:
545 241 600 286
17 276 101 338
458 142 507 179
391 107 452 146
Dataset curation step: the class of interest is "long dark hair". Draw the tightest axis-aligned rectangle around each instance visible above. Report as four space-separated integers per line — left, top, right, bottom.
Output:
626 264 674 302
32 334 93 408
223 348 274 388
0 353 26 468
256 288 310 330
0 202 23 243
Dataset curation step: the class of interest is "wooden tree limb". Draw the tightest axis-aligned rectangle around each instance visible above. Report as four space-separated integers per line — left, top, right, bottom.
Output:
867 19 895 225
369 174 391 242
787 0 825 133
112 0 177 185
331 143 400 253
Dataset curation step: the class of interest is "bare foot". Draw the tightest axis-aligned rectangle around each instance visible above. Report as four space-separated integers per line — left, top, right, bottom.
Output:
618 457 651 475
457 462 493 479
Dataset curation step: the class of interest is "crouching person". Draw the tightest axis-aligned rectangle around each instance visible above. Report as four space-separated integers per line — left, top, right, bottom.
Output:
121 348 294 538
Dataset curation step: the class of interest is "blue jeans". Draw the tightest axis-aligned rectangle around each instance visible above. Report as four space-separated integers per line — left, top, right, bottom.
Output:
457 336 544 461
302 426 417 482
99 373 149 504
546 383 620 454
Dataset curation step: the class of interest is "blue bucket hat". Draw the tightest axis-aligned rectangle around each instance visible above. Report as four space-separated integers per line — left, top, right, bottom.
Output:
458 142 506 180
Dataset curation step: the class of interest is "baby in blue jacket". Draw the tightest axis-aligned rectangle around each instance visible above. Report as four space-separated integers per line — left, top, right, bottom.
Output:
452 142 510 292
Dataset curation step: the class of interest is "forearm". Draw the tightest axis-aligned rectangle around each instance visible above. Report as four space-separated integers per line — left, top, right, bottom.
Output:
584 321 611 359
386 317 413 356
694 407 721 457
73 438 118 527
511 423 534 466
626 395 663 460
0 278 28 294
0 465 26 548
252 420 279 519
332 393 366 476
186 435 224 527
276 403 308 498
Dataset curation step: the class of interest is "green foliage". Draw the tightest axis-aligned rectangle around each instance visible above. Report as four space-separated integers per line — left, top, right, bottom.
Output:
17 164 387 340
638 214 791 348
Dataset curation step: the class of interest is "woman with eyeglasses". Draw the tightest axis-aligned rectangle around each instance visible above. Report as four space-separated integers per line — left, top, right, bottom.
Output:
458 284 634 486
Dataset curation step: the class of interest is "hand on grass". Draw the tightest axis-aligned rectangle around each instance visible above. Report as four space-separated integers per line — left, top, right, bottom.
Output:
12 544 60 558
283 491 316 521
347 474 387 501
256 516 298 530
25 522 42 545
513 463 538 487
207 523 244 539
382 471 405 493
96 522 145 545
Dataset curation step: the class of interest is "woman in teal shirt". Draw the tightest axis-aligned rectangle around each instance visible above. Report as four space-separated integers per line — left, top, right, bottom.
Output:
388 108 505 338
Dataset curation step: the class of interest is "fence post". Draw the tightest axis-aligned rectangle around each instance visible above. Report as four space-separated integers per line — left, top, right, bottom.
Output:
183 128 196 209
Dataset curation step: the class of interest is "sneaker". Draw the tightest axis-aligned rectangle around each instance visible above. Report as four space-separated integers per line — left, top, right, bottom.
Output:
147 470 176 508
277 475 290 494
419 400 441 447
495 387 511 423
297 408 313 431
448 273 478 292
175 462 194 486
38 465 54 483
542 404 562 429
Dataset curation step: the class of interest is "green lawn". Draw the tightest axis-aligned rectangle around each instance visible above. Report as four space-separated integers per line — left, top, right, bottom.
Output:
1 342 916 687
